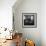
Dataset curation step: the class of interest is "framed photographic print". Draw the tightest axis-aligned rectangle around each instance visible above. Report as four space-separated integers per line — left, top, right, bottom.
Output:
22 13 37 28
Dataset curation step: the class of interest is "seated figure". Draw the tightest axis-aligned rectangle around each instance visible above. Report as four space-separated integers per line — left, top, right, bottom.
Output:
15 33 22 46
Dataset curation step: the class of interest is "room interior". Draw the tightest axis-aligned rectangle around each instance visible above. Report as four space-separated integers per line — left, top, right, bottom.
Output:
0 0 46 46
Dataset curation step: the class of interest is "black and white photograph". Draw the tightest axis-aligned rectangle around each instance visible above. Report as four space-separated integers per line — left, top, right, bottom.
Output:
22 13 37 28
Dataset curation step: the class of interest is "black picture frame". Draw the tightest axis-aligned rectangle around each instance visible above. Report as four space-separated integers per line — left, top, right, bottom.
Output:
22 13 37 28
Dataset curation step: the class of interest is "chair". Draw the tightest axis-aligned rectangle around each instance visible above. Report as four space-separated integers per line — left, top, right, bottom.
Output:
25 40 35 46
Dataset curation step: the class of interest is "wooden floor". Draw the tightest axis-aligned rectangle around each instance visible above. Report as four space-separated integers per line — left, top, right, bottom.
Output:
0 39 16 46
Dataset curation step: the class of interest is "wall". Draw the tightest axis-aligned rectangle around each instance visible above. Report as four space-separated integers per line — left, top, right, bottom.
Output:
41 0 46 46
0 0 16 30
13 0 41 46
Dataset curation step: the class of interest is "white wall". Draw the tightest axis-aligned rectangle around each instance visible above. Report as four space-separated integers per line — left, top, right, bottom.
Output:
41 0 46 46
13 0 41 46
0 0 16 29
